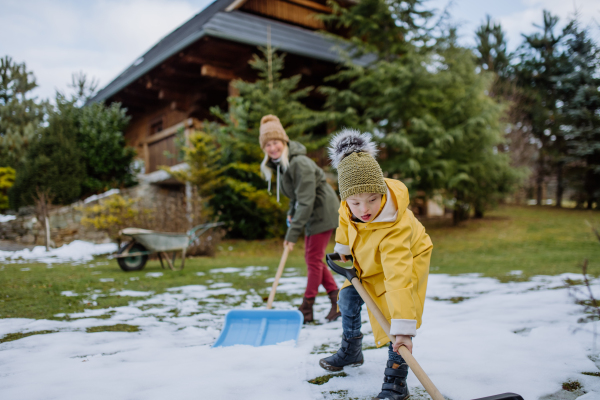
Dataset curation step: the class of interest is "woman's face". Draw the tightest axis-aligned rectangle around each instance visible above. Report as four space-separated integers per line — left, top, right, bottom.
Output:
346 193 383 222
265 139 285 160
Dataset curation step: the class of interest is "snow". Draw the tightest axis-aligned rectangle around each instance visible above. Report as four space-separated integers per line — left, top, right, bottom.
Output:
0 214 16 223
1 272 600 399
83 188 120 204
0 240 117 265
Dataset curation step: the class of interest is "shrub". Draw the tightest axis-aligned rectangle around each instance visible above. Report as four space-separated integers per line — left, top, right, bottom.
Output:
0 167 15 211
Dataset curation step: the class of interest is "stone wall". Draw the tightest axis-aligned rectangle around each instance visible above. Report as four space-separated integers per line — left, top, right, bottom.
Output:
0 202 110 247
0 174 174 247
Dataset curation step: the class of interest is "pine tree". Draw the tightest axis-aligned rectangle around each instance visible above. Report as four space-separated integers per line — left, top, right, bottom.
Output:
0 56 49 167
320 0 520 222
515 11 566 206
9 104 85 209
474 17 538 204
176 47 324 239
555 21 600 208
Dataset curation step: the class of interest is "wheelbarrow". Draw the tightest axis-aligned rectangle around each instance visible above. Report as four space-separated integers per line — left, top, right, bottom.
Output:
114 222 225 272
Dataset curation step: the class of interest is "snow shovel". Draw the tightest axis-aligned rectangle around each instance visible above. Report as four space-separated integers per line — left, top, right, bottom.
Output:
325 254 524 400
213 246 303 347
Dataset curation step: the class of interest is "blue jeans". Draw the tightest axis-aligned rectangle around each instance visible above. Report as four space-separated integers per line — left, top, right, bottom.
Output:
338 285 406 364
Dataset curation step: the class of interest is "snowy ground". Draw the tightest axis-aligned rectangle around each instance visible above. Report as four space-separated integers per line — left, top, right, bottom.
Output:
0 240 117 264
1 262 600 399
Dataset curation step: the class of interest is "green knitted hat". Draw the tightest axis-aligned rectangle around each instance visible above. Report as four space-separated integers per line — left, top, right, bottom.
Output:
329 129 387 201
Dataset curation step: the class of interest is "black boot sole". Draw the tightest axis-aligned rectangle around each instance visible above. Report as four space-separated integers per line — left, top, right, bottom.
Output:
319 358 364 371
372 394 409 400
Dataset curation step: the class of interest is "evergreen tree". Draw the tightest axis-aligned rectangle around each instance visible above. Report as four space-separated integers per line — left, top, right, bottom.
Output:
474 16 538 203
75 99 136 196
320 0 520 222
555 21 600 208
9 104 85 209
176 47 324 239
515 11 566 206
475 15 511 79
0 56 49 167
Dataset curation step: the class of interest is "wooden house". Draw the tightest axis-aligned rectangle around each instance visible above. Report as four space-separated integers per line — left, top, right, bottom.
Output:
89 0 359 178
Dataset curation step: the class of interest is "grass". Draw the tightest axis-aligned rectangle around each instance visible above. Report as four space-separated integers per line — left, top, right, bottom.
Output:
86 324 139 333
427 205 600 280
308 372 348 385
1 205 599 321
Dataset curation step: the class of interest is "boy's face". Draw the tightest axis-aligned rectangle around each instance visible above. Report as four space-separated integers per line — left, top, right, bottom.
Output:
346 193 383 222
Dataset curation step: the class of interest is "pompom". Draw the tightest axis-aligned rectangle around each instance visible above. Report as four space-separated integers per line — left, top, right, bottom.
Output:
328 128 378 168
261 114 280 125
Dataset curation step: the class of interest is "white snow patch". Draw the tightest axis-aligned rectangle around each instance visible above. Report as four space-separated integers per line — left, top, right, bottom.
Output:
0 240 117 265
83 188 120 204
99 278 114 283
146 272 163 278
1 274 600 399
60 291 79 297
114 290 153 297
0 214 16 223
209 267 242 273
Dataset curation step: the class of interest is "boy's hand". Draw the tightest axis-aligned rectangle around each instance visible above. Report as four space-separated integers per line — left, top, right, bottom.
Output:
283 240 294 250
392 335 413 354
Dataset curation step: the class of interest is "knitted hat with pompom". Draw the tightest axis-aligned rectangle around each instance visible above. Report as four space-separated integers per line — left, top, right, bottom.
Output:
328 129 387 201
259 115 289 149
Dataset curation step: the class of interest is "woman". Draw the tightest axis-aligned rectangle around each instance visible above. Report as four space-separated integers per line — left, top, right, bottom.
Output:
259 114 341 323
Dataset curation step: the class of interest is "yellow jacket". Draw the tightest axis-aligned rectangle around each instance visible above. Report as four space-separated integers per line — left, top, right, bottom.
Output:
334 178 433 347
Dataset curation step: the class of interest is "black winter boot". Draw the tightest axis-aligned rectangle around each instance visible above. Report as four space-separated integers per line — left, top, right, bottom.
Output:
374 360 410 400
319 334 364 371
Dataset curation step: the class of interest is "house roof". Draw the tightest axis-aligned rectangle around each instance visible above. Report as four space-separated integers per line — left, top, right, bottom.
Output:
89 0 364 105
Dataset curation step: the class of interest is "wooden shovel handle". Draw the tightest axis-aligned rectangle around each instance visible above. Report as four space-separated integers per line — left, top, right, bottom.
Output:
266 245 291 309
351 277 445 400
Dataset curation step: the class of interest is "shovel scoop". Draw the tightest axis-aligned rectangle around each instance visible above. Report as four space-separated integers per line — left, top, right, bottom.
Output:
325 253 523 400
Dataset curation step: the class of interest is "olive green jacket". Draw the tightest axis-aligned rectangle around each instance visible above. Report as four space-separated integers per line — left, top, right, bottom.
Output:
267 141 340 243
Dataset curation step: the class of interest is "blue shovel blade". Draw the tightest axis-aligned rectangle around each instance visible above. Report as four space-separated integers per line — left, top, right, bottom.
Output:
213 309 304 347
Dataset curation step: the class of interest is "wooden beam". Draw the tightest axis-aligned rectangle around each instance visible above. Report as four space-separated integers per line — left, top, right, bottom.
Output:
178 53 208 64
144 118 196 145
225 0 248 12
201 65 237 81
284 0 332 13
158 89 188 102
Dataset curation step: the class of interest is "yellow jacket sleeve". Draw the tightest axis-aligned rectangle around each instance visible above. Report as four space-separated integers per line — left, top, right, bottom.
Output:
379 212 417 325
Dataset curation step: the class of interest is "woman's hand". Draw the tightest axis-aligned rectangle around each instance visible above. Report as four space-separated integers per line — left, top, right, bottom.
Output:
287 215 292 225
338 253 348 262
283 240 295 251
392 335 413 354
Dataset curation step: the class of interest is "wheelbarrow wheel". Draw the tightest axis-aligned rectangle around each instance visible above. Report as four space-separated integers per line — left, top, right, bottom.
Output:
117 242 149 272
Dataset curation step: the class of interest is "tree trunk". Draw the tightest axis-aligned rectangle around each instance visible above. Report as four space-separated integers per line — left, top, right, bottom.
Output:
536 154 545 206
555 161 563 208
474 208 484 219
453 192 469 225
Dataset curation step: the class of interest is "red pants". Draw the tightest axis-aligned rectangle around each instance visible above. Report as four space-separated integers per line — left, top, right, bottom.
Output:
304 229 338 298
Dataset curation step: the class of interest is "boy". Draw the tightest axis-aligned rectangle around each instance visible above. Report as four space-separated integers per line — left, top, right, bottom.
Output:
319 129 433 400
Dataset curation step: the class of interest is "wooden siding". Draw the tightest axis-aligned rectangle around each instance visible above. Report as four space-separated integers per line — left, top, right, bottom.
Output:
241 0 325 29
148 135 179 173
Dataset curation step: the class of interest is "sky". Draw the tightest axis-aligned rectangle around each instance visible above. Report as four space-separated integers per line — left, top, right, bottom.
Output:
1 0 599 102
